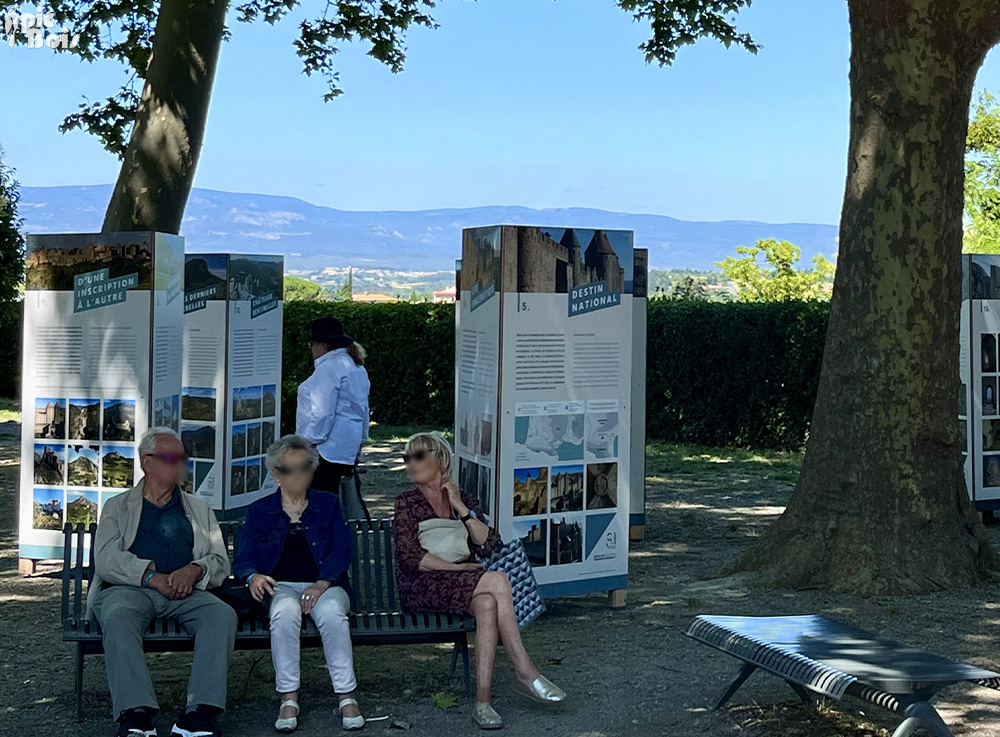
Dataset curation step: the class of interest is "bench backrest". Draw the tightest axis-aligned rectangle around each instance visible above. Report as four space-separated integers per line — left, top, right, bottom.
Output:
62 518 401 624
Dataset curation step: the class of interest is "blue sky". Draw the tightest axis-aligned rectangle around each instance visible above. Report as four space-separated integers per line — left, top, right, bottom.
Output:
4 0 1000 224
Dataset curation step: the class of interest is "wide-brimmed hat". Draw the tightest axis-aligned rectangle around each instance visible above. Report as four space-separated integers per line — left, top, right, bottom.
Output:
309 317 354 348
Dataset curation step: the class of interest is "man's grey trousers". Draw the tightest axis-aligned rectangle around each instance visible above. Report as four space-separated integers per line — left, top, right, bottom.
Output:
91 586 237 716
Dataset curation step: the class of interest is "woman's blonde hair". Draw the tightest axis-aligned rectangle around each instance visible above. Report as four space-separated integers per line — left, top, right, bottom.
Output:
347 341 367 366
405 431 453 480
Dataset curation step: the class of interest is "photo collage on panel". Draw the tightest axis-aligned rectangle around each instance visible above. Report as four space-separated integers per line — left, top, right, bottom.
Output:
33 396 136 530
152 394 181 433
510 399 621 567
984 333 1000 488
230 384 277 496
456 399 496 519
960 348 969 465
180 387 217 494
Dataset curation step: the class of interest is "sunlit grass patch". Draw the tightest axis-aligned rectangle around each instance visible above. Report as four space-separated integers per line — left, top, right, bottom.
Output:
368 424 452 443
0 397 20 423
646 441 802 491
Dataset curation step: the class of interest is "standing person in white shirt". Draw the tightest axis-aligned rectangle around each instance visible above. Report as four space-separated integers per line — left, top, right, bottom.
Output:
296 317 371 507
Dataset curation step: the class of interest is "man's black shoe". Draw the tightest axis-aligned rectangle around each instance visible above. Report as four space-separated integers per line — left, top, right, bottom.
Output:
116 707 157 737
170 705 221 737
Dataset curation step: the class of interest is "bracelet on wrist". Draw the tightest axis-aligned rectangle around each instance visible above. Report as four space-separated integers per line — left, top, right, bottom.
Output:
142 571 156 588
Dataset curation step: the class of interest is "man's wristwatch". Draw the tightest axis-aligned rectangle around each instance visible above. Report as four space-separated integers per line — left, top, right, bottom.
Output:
461 510 478 523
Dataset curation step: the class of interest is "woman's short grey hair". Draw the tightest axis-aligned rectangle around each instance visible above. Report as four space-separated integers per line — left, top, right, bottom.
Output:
265 434 320 473
138 427 181 457
405 431 454 480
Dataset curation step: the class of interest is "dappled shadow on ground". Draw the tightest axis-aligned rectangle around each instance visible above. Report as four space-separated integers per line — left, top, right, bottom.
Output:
730 701 889 736
4 429 1000 735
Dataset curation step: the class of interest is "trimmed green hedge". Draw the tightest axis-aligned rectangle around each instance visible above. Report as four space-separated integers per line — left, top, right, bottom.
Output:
282 302 456 434
0 301 20 399
646 299 828 449
283 299 828 450
4 299 827 449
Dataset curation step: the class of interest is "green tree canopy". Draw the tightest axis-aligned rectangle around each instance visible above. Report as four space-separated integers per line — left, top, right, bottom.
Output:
965 90 1000 253
716 239 835 302
0 148 25 398
325 270 354 302
0 148 25 305
283 275 325 302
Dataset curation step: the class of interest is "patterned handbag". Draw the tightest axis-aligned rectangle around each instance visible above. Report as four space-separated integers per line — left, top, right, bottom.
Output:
481 539 545 630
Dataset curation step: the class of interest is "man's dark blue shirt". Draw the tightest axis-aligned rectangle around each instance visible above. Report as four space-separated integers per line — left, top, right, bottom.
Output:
128 488 195 574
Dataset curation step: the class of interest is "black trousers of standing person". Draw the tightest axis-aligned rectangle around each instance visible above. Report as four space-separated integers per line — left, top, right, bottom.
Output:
313 457 355 495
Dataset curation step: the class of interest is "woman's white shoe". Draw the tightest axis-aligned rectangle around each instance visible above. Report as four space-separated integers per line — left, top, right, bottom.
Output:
274 699 299 733
339 697 365 731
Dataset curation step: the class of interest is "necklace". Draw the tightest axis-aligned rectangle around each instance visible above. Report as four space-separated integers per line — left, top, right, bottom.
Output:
282 494 308 520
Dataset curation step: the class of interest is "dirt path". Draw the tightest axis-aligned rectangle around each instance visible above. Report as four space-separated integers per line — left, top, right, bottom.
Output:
3 429 1000 736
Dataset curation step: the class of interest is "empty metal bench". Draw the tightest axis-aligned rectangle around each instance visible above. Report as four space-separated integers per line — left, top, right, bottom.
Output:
685 614 1000 737
62 519 473 719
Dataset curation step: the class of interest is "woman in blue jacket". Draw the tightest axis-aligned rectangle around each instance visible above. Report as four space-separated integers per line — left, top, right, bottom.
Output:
233 434 363 732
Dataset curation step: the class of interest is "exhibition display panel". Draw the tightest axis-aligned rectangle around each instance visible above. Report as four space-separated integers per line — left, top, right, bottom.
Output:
630 249 648 541
182 253 284 514
962 254 1000 509
456 225 638 600
19 232 184 566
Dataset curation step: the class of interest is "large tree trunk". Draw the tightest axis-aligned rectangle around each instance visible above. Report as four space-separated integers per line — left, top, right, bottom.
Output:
734 0 1000 594
102 0 228 233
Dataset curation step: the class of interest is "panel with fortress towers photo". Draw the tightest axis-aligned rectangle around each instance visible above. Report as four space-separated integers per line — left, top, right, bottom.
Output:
25 233 154 291
500 226 632 294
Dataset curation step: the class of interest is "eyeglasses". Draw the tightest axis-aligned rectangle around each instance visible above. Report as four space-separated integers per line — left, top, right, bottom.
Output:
403 450 428 464
146 452 188 465
274 462 314 475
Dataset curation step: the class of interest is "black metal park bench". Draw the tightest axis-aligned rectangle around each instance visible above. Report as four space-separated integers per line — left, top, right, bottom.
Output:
685 614 1000 737
62 520 473 719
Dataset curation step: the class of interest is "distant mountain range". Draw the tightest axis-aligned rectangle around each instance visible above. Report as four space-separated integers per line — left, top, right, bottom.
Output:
19 185 840 271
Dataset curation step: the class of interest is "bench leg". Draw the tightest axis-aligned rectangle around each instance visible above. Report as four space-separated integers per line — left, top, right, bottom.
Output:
462 635 473 698
891 718 921 737
449 637 460 677
891 702 955 737
74 642 84 722
712 663 756 711
785 680 815 709
448 635 473 697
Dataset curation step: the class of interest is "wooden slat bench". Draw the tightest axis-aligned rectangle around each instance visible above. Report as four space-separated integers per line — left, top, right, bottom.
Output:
685 614 1000 737
62 519 473 720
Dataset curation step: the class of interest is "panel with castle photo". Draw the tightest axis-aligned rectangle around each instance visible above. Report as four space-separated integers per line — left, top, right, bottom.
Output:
228 256 283 301
460 227 501 293
35 398 66 439
25 233 154 291
502 226 633 294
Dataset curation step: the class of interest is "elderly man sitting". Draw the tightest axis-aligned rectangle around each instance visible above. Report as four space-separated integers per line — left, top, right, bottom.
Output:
89 427 236 737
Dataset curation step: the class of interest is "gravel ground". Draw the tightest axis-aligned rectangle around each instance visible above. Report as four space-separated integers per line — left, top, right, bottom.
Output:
3 425 1000 736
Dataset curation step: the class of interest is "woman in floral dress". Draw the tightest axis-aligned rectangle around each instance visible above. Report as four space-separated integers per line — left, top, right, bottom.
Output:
392 432 566 730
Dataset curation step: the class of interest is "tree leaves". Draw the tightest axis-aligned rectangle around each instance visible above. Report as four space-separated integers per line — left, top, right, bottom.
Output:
58 86 141 158
294 0 437 102
283 275 325 301
716 239 835 302
965 90 1000 253
430 691 458 710
0 148 25 398
0 148 25 305
616 0 758 65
